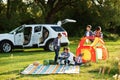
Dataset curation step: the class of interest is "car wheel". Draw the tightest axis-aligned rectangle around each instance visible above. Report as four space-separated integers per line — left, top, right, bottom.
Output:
46 40 54 51
0 41 12 53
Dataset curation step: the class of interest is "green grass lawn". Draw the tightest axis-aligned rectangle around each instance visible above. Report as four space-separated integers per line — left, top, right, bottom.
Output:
0 37 120 80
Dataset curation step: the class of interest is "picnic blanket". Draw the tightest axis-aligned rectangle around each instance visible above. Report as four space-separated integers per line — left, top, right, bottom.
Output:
21 64 80 74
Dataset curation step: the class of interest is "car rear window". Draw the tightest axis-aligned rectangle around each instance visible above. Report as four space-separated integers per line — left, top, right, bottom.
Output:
51 26 65 32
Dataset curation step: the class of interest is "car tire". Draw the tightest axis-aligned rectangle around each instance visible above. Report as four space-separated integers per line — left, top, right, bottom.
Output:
45 40 54 51
0 41 13 53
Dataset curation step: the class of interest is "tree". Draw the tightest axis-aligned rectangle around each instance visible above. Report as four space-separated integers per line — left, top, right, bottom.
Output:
34 0 77 23
0 0 120 36
6 0 10 19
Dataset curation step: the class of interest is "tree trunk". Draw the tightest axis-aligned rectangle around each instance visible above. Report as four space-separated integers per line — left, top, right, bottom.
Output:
6 0 10 19
45 10 55 23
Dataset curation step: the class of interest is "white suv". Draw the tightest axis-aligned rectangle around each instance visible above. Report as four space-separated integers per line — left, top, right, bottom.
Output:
0 24 70 53
0 19 76 53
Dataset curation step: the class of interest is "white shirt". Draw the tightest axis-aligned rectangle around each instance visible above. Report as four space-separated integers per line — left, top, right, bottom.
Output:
86 31 90 36
58 38 61 46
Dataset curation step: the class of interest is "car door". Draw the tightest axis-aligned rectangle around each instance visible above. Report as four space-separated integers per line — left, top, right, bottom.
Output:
23 27 33 47
14 26 24 46
32 26 43 45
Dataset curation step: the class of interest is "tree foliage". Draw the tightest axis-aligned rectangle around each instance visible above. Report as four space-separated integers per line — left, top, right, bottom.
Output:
0 0 120 37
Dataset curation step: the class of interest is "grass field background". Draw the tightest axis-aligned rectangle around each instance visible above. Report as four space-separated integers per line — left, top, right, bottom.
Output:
0 37 120 80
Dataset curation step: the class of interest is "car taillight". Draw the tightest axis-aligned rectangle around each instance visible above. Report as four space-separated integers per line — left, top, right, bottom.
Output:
62 32 67 37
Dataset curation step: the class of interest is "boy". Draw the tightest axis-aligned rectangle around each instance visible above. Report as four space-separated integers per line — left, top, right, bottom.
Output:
84 25 93 37
84 25 93 43
53 33 62 64
59 47 70 65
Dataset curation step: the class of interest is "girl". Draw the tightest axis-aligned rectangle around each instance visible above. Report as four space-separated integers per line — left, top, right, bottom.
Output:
94 26 103 39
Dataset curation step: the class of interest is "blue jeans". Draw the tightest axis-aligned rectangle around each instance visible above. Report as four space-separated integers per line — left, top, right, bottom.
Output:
54 46 60 63
59 57 69 65
75 62 82 65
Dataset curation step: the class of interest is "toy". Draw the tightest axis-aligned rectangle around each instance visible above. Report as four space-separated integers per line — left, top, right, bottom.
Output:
76 37 108 63
33 61 40 66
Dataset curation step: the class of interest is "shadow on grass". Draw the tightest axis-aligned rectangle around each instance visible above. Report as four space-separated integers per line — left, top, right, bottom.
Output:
88 68 99 74
0 47 53 54
13 49 52 53
0 49 53 58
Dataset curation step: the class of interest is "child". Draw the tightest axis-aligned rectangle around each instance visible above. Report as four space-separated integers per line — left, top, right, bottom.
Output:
53 33 62 64
84 25 93 37
94 26 103 39
84 25 94 43
73 53 83 65
59 47 70 65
